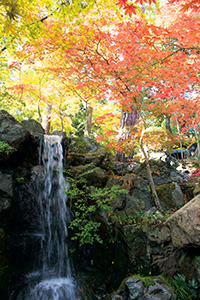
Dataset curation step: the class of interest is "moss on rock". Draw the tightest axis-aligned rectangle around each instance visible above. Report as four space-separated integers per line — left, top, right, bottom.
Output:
156 183 184 210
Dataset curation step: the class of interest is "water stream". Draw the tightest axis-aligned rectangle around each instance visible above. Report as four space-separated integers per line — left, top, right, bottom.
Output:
17 135 76 300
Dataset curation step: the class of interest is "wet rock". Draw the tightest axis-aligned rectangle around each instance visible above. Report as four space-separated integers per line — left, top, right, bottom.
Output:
0 171 13 212
125 277 144 299
0 228 9 300
141 279 174 300
106 276 175 300
166 194 200 248
13 166 42 231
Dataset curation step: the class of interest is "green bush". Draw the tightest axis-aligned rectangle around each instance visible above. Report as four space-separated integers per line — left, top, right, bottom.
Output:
65 169 127 247
0 141 15 155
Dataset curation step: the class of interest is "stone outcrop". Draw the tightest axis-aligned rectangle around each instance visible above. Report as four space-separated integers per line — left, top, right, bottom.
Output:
0 111 200 299
106 276 175 300
135 159 188 186
13 166 42 230
71 164 109 188
0 110 30 150
0 110 38 167
21 119 45 139
166 194 200 248
106 173 153 214
156 183 185 210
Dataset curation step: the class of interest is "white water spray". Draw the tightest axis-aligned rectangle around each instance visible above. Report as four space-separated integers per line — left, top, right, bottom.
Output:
17 135 76 300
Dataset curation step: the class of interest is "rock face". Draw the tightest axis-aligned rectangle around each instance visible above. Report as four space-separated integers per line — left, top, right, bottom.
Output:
21 119 45 138
0 110 38 167
1 112 200 299
166 194 200 248
13 166 42 230
0 111 44 299
135 159 188 186
0 229 9 300
156 183 185 210
0 110 30 150
0 171 13 213
107 276 175 300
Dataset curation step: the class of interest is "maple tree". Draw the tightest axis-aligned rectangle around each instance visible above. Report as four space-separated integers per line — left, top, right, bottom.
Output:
2 0 200 210
0 0 103 55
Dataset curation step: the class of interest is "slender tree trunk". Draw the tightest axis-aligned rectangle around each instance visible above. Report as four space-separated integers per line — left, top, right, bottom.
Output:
140 128 163 212
84 105 93 137
37 100 42 124
176 118 184 161
165 115 172 133
195 128 200 156
38 75 45 124
43 104 52 135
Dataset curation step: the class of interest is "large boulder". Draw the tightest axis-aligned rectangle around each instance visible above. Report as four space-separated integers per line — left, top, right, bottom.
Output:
0 110 38 167
0 110 30 150
106 276 175 300
13 165 42 230
106 173 153 214
155 183 185 210
166 194 200 248
135 159 188 186
71 164 109 188
21 119 45 139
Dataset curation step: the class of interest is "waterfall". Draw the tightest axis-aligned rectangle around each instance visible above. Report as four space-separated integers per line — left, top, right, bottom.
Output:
17 135 76 300
41 135 71 278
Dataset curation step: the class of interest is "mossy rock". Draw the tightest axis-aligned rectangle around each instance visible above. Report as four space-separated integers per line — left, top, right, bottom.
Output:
71 164 109 187
69 137 100 154
21 119 45 138
104 274 175 300
69 137 107 167
156 183 184 210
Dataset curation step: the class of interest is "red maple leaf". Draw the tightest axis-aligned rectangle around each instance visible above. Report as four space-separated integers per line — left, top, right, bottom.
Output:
124 4 137 16
117 0 127 8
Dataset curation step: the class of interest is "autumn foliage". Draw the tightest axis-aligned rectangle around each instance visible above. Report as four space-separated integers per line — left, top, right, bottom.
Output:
1 0 200 158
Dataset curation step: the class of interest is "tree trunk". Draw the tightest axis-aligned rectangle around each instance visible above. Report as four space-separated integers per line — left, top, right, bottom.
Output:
140 128 163 212
116 105 138 162
176 118 184 161
42 104 52 135
165 115 172 133
84 105 93 137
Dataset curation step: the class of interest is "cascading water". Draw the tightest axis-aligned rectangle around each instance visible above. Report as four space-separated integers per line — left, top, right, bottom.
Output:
17 135 76 300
